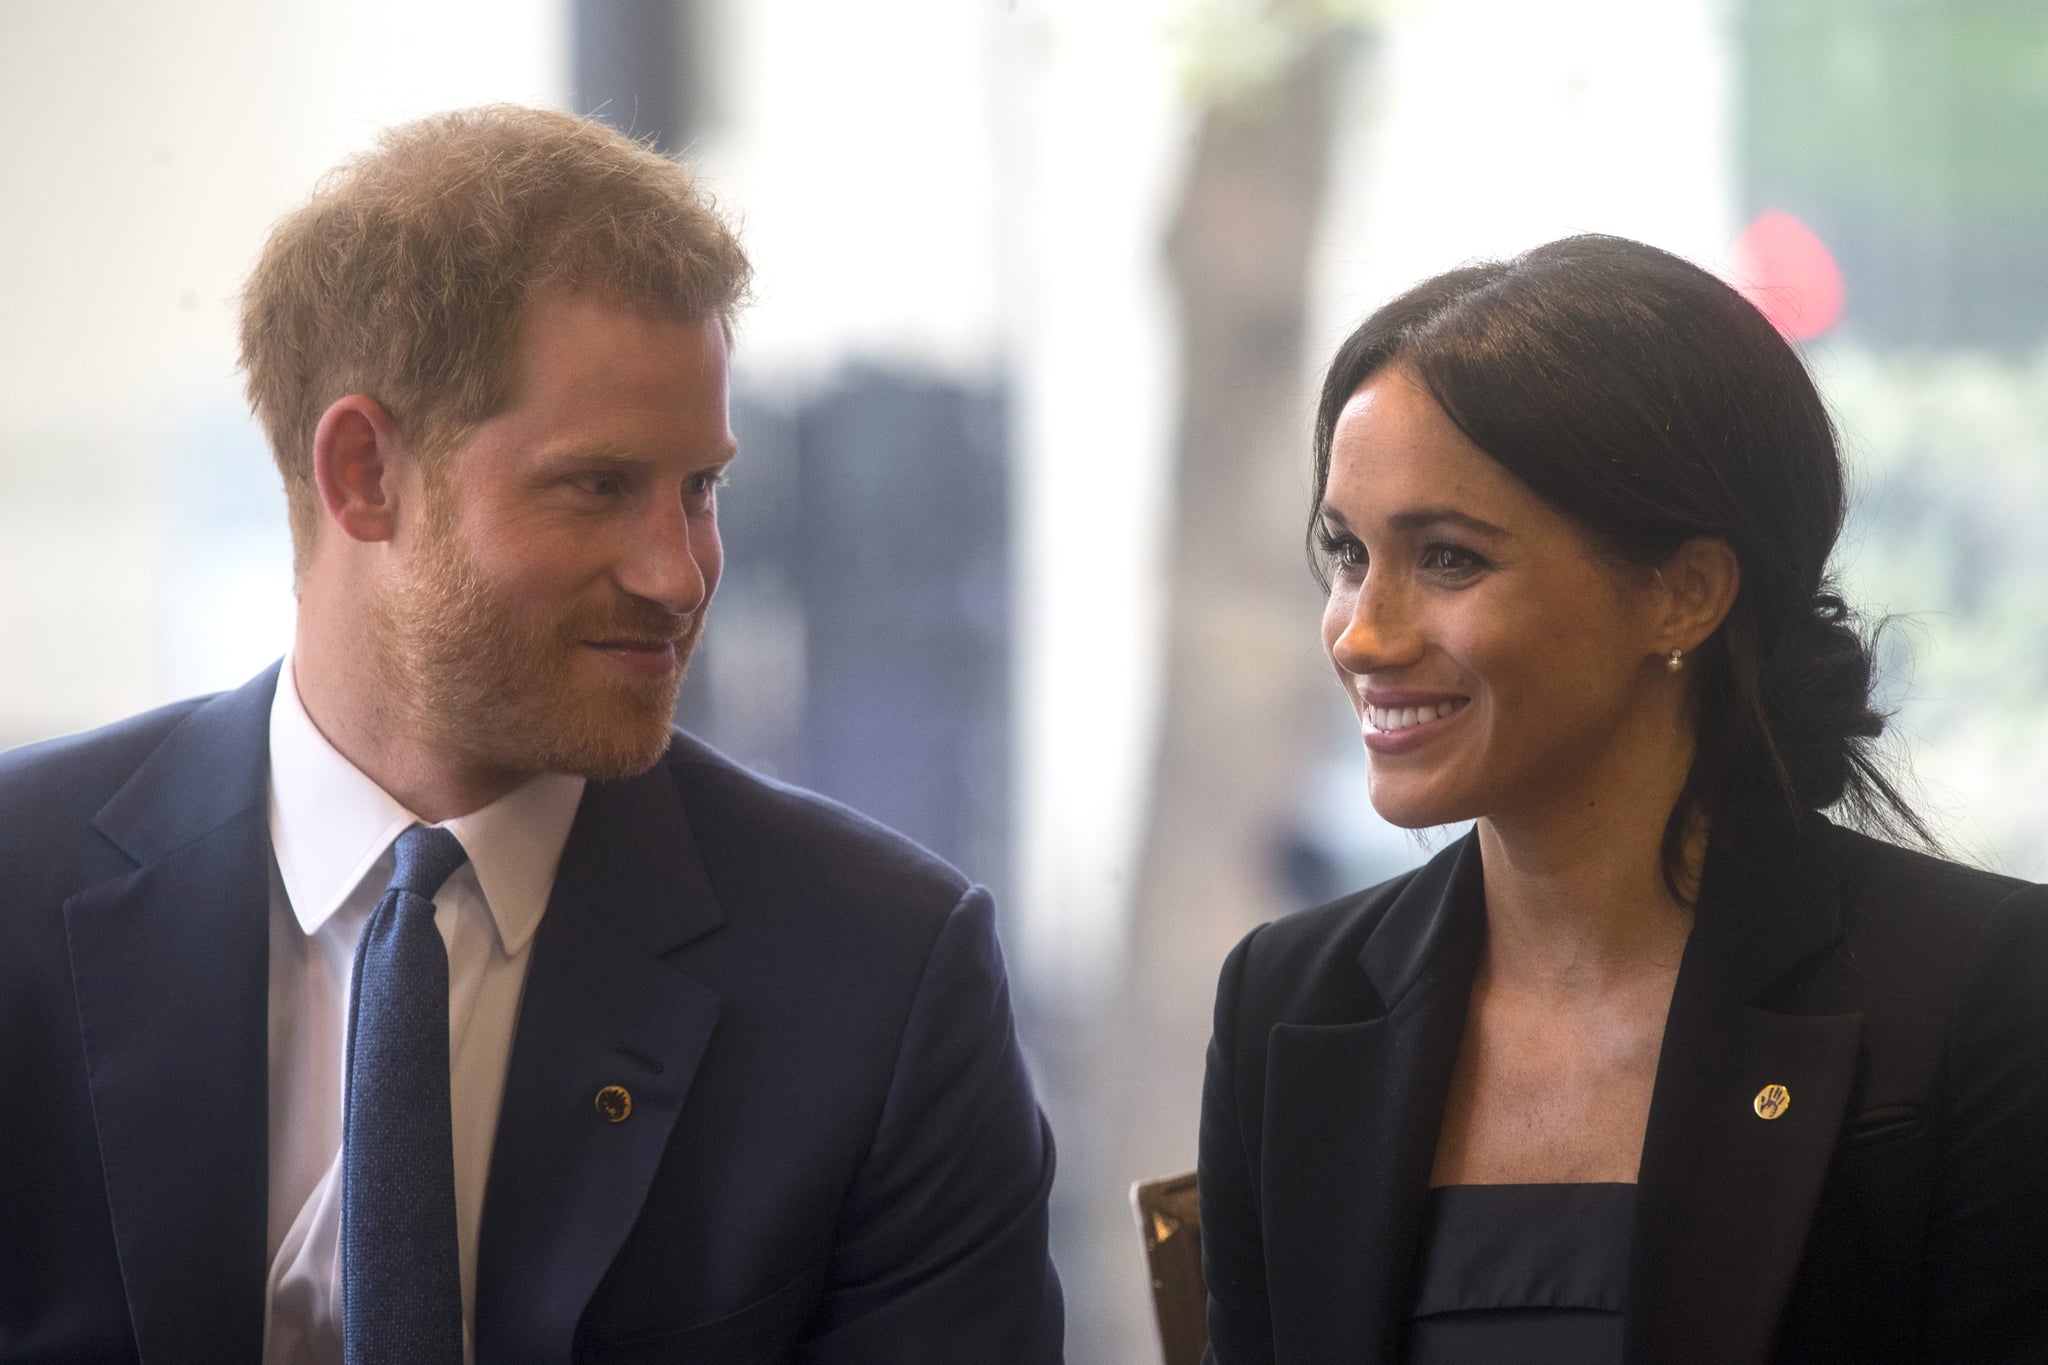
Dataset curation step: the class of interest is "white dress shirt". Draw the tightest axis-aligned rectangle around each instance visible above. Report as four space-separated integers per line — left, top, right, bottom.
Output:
261 654 585 1365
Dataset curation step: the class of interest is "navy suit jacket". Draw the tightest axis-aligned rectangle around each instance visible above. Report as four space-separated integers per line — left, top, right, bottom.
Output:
1 665 1063 1363
1200 816 2048 1364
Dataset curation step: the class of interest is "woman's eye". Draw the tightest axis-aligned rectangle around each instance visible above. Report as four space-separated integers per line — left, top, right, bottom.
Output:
1318 530 1365 570
1422 543 1482 576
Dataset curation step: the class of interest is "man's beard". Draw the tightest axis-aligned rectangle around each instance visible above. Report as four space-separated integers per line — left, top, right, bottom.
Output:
369 503 700 787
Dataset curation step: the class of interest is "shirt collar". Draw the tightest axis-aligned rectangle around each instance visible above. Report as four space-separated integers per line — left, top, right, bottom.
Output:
267 651 586 954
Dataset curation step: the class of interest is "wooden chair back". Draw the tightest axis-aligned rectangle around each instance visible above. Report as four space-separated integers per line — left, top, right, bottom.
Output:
1130 1171 1209 1365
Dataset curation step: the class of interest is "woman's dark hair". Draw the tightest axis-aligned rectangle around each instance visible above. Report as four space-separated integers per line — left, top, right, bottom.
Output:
1311 234 1928 891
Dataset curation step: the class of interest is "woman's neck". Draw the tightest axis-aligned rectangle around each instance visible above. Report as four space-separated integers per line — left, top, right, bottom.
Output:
1473 734 1700 997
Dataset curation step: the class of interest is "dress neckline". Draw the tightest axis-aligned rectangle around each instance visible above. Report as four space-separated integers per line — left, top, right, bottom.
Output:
1411 1181 1637 1317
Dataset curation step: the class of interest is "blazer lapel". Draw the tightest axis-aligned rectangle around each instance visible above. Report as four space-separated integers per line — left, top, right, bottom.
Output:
473 757 724 1365
1261 835 1486 1365
62 668 280 1362
1628 816 1862 1365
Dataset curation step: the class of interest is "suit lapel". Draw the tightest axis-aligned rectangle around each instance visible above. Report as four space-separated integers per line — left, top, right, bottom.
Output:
1628 816 1862 1364
62 668 280 1362
474 755 724 1365
1262 835 1485 1365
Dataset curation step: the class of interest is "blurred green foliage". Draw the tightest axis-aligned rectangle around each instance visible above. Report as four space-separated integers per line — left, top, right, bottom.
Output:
1746 0 2048 217
1744 0 2048 870
1742 0 2048 348
1818 343 2048 873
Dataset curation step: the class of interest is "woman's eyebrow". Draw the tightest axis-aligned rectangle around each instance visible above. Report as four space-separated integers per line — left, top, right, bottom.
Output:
1384 506 1512 539
1318 503 1512 540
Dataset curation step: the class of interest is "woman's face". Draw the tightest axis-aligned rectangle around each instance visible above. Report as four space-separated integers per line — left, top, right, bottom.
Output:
1319 365 1676 831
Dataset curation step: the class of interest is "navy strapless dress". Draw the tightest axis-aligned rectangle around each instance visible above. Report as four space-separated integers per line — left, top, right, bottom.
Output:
1405 1182 1634 1364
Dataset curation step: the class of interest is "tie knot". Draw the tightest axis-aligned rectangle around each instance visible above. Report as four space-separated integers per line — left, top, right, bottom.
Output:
389 825 469 902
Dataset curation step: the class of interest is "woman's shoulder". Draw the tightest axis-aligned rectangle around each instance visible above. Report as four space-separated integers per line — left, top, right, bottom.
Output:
1218 833 1479 1028
1243 866 1417 955
1821 822 2046 957
1827 821 2034 904
1758 821 2048 1052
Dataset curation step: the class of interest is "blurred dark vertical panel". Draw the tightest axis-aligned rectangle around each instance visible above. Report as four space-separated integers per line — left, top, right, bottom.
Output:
573 0 706 152
794 372 1012 897
684 373 1012 902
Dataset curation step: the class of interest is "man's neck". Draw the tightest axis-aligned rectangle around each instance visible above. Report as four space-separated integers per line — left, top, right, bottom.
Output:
290 607 524 823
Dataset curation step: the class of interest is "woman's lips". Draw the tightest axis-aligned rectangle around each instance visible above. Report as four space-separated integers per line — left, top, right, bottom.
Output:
1361 695 1469 754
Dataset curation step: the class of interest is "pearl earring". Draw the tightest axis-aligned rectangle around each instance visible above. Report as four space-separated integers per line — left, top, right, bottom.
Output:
1666 647 1684 674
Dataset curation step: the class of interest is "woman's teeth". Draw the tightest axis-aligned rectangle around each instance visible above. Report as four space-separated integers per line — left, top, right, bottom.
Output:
1368 699 1466 732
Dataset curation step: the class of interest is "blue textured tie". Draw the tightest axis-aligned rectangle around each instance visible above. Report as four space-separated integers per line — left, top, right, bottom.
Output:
342 824 469 1365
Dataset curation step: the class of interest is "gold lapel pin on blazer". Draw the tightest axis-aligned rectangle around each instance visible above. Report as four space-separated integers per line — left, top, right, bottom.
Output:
1753 1084 1791 1120
596 1085 633 1123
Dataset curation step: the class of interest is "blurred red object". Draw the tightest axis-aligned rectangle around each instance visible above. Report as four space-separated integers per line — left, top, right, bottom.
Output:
1733 210 1844 340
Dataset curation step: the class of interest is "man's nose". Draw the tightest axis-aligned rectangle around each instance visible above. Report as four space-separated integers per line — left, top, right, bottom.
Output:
618 499 711 616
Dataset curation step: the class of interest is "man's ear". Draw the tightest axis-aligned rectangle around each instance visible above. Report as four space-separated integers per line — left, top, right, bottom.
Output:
1656 535 1742 656
311 395 409 544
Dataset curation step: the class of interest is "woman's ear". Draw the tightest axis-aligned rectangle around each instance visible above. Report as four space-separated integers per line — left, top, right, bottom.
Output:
1657 535 1742 655
311 394 408 545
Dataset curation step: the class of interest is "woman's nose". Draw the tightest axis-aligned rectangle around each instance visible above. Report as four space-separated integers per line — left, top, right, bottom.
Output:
1327 576 1419 674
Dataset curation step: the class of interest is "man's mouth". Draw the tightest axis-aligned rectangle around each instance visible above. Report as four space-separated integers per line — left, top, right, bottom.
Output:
583 638 682 674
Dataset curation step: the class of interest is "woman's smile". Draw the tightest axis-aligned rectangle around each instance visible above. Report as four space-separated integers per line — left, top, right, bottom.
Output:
1361 694 1471 752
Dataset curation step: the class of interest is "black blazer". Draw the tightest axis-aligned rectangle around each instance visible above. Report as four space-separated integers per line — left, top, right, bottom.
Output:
1199 815 2048 1364
0 666 1063 1363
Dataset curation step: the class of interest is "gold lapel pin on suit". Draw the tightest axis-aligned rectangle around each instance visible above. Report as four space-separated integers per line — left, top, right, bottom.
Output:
595 1085 633 1123
1753 1084 1791 1120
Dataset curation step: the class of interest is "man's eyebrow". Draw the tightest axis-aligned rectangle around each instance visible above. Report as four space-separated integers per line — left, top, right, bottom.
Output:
1315 504 1511 539
547 439 740 464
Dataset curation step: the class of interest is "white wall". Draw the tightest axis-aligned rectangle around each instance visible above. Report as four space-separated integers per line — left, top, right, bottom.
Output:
0 0 565 743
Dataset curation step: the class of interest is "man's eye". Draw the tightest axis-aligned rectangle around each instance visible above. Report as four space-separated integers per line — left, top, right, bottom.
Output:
573 473 624 497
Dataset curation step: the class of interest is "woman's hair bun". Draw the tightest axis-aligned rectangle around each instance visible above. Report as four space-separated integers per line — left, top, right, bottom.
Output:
1757 591 1886 812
